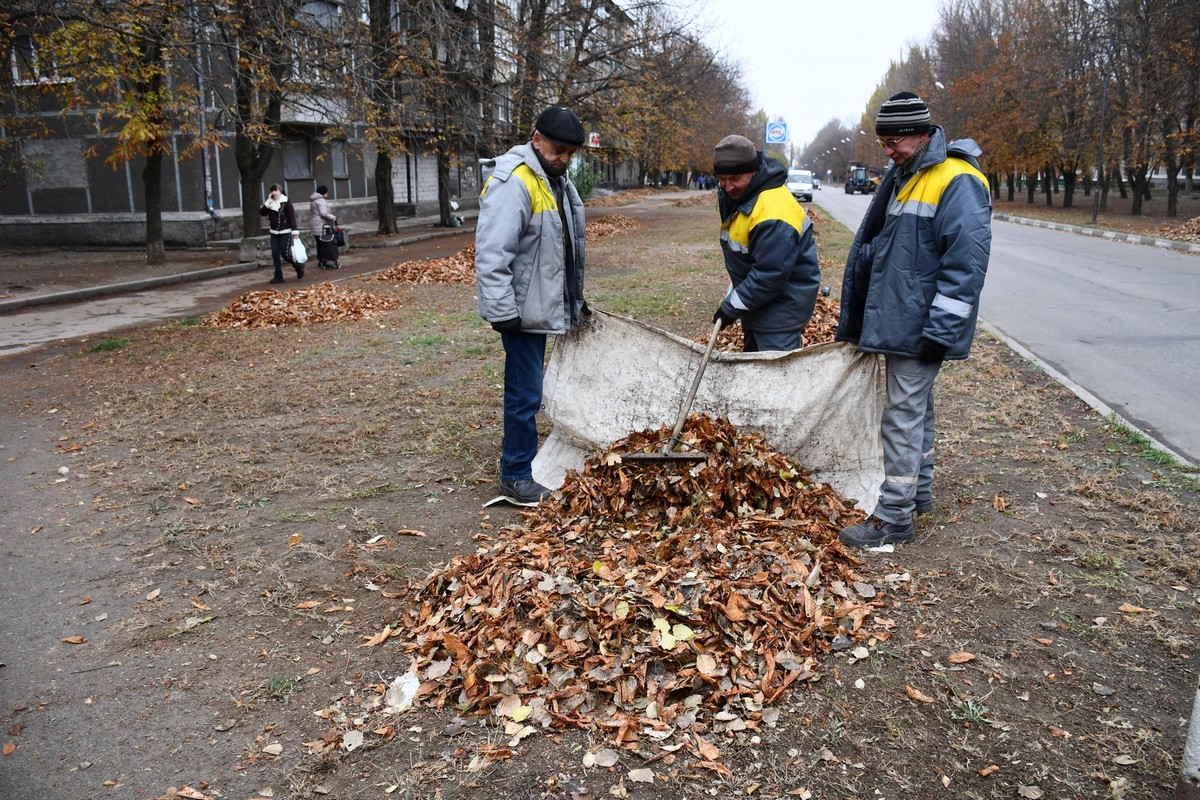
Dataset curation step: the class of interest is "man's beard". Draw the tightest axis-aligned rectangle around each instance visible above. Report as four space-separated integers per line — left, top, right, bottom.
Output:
534 147 566 179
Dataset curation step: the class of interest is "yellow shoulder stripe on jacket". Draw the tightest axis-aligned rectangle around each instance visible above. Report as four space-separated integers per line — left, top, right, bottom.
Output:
897 157 990 207
481 164 558 214
722 185 809 248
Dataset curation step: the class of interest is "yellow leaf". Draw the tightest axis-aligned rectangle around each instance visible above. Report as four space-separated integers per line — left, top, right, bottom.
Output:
671 623 695 641
615 600 630 619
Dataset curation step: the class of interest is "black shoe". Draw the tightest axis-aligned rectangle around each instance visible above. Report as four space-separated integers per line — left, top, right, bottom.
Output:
296 264 305 279
269 276 284 284
498 478 551 507
914 498 934 515
839 515 915 549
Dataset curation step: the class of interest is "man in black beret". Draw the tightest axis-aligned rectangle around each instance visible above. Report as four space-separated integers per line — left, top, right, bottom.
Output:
475 105 589 506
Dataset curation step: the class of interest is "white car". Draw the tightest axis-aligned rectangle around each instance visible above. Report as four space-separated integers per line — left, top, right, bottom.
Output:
786 169 814 202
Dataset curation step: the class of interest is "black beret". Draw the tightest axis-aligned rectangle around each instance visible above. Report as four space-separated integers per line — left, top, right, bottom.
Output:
535 105 585 147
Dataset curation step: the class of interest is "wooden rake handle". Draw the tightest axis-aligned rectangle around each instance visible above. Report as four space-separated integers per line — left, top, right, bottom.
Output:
662 318 723 453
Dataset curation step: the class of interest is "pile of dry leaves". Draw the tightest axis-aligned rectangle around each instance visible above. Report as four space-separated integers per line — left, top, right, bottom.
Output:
365 245 477 285
381 416 887 762
200 283 402 329
586 213 640 239
672 192 716 208
711 292 841 351
1158 215 1200 243
587 187 683 206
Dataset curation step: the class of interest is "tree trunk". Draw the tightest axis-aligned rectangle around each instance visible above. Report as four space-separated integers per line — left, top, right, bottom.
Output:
143 149 166 265
1062 164 1076 208
1025 170 1035 203
1129 165 1148 214
1043 168 1054 206
235 132 274 236
436 144 453 227
375 149 397 234
1006 170 1015 202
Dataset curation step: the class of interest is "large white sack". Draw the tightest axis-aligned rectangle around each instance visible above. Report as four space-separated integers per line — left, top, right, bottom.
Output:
532 311 884 513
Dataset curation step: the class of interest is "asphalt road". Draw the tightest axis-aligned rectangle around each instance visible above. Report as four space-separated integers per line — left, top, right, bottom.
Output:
814 187 1200 466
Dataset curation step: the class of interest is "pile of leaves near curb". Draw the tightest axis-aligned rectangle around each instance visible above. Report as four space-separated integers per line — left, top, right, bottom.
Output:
1158 215 1200 243
586 213 640 239
385 416 885 766
587 186 684 206
365 244 477 284
200 282 403 329
673 191 716 208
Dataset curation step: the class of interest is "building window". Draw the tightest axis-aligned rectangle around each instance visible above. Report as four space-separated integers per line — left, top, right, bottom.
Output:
283 139 313 181
10 34 64 85
331 140 349 179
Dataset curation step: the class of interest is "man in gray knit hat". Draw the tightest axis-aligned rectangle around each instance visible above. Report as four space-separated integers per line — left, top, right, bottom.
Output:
836 90 993 549
711 134 820 352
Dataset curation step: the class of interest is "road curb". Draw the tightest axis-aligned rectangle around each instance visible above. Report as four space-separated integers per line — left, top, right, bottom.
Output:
978 318 1195 468
994 214 1200 254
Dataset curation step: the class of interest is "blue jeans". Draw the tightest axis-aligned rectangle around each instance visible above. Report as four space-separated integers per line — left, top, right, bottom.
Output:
499 330 547 482
876 354 940 523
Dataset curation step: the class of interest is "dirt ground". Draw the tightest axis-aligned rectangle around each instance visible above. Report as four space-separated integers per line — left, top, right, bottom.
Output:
1 193 1197 800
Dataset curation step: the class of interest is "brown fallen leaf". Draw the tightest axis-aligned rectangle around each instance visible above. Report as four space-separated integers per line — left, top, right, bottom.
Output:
947 651 975 664
693 732 720 762
904 685 935 704
361 625 396 648
1118 603 1153 614
1048 724 1071 738
977 764 999 777
992 495 1008 511
395 529 428 537
295 600 321 610
184 497 200 506
288 533 304 547
2 742 16 756
61 636 87 645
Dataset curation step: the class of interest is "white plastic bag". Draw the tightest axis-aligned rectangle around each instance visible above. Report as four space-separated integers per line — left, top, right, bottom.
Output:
289 237 308 264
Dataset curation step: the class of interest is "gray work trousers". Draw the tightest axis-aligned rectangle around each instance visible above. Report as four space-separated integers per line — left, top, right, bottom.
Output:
875 354 941 524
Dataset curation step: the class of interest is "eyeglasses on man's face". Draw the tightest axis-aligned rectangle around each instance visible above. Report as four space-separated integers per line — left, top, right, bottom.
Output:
876 136 908 150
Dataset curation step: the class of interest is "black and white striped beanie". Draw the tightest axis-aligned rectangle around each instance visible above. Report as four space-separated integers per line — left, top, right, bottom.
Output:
875 91 932 136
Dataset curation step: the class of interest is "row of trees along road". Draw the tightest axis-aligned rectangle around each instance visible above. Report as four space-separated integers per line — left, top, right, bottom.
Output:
0 0 752 264
799 0 1199 219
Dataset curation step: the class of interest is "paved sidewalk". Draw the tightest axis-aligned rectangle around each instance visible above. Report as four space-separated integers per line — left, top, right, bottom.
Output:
0 211 477 314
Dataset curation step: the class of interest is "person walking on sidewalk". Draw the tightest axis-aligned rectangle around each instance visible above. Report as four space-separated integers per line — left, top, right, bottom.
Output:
261 184 303 284
711 134 820 352
474 105 588 507
836 91 993 549
309 185 340 269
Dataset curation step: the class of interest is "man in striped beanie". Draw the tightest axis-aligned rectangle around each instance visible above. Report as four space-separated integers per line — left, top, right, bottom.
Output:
836 90 993 549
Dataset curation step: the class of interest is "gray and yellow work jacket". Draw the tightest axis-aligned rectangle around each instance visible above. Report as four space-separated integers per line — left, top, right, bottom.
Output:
475 142 586 335
837 126 992 360
717 155 821 334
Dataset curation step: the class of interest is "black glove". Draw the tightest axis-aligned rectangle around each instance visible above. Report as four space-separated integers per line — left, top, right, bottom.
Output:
916 338 949 363
713 304 738 330
491 317 522 335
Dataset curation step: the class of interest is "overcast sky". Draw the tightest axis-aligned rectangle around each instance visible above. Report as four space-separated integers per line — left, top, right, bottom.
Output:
696 0 946 149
